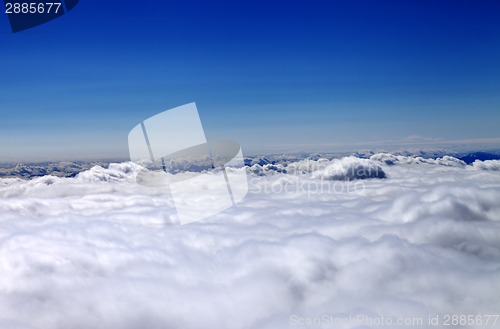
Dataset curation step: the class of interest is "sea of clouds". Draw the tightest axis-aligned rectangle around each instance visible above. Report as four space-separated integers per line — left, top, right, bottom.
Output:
0 154 499 329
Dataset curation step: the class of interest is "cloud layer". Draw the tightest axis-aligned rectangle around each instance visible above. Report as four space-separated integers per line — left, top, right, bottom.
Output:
0 155 499 329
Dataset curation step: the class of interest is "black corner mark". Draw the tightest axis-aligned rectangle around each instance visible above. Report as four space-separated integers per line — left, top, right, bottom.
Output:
64 0 77 11
4 0 79 33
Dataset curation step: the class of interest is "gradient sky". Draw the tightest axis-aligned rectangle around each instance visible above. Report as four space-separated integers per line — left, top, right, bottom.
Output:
1 0 500 160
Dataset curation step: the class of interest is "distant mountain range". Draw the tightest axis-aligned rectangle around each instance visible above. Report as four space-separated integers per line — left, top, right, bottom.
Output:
458 152 500 164
1 150 499 179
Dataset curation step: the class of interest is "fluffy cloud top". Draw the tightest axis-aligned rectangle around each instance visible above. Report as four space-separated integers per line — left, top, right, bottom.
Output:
472 159 500 171
0 155 499 329
311 156 386 180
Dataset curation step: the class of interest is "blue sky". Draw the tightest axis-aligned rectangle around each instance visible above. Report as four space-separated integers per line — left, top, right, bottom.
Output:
1 0 500 160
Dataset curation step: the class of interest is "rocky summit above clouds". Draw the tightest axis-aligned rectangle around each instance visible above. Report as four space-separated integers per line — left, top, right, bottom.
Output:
2 150 499 179
0 161 111 179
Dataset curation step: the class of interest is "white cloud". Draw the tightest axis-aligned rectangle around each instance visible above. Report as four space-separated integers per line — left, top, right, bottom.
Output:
311 156 386 180
370 153 467 167
472 159 500 171
0 155 499 329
